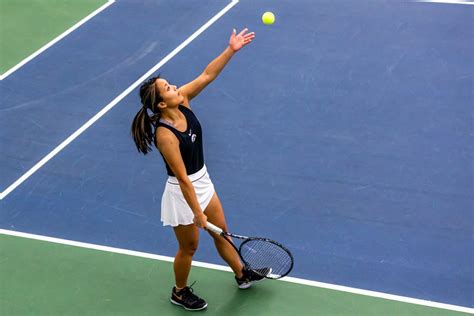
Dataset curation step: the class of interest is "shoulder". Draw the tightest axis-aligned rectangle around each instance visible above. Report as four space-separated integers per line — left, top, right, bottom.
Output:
178 87 192 109
155 126 178 148
179 104 193 115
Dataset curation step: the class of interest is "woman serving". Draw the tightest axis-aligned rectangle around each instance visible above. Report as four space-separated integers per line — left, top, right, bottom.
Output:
131 28 265 312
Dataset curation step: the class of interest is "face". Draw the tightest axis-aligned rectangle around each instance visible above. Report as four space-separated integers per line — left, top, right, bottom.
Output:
155 78 184 108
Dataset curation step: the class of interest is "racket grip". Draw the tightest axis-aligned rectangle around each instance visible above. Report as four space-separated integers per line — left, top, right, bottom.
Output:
206 222 223 235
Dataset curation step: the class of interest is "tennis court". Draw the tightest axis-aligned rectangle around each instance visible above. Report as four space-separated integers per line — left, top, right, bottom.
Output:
1 0 472 315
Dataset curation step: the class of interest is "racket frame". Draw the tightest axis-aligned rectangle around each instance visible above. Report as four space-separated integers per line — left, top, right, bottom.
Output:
205 222 294 279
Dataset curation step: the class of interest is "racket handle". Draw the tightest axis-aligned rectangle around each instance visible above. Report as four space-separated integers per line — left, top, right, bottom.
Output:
206 222 223 235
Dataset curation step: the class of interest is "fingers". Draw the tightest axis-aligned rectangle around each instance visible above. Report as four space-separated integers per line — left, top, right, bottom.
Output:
238 29 255 40
243 32 255 45
232 28 255 39
244 32 255 41
229 28 255 50
243 38 253 45
244 32 255 38
229 28 236 41
238 28 248 36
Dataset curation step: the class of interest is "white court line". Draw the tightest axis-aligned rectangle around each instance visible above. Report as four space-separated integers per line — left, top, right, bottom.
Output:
0 0 116 81
417 0 474 5
0 228 472 314
1 1 471 312
0 0 240 200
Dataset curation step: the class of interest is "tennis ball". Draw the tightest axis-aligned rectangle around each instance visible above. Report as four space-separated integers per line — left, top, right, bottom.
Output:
262 12 275 25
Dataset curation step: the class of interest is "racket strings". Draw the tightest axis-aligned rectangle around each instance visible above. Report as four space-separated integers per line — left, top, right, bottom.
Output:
240 239 292 279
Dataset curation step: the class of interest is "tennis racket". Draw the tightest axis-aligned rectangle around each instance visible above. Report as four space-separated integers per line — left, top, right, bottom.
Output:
205 222 294 279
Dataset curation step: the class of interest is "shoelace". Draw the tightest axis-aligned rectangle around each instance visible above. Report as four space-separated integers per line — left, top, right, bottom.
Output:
177 281 200 303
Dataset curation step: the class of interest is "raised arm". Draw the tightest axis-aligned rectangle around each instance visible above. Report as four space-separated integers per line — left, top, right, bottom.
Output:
179 28 255 105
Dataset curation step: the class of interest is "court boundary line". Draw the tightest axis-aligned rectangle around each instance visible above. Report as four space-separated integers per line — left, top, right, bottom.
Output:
0 0 240 200
0 228 472 314
417 0 474 5
1 1 471 312
0 0 116 81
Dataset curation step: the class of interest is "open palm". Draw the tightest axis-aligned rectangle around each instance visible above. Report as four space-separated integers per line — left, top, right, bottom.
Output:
229 28 256 52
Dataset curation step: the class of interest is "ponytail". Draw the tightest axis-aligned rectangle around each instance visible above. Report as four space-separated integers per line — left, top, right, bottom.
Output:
131 76 162 154
131 107 155 154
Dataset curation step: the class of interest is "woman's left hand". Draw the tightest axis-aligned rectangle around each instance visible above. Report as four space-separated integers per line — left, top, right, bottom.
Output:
229 28 256 52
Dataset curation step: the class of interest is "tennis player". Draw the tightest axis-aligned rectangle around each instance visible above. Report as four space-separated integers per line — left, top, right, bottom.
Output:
131 28 266 311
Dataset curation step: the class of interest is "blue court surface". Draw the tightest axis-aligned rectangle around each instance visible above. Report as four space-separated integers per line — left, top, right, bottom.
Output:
1 0 472 310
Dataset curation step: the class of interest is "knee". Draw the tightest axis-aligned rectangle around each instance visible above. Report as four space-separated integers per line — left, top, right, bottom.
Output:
208 231 227 244
179 241 199 256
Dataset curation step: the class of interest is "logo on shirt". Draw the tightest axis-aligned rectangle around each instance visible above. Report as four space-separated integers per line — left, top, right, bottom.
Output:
189 129 197 143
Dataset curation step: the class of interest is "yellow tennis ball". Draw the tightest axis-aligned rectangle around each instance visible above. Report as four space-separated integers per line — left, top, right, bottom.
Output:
262 12 275 25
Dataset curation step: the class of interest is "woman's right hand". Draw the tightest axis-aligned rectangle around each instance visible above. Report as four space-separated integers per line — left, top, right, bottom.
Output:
193 213 208 229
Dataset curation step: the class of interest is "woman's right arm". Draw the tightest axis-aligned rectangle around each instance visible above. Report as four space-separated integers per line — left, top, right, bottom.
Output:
155 128 207 227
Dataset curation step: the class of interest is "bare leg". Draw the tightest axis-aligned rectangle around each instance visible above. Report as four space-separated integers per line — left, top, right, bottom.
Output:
172 224 200 289
204 193 244 278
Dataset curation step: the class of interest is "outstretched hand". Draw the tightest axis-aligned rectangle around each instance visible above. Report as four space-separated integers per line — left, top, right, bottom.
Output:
229 28 255 52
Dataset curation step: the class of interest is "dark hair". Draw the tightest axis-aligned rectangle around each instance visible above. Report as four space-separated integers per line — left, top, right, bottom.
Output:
131 76 163 154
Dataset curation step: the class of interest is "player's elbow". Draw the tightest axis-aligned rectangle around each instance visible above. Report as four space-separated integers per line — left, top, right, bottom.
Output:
177 177 194 196
202 71 215 84
176 174 191 186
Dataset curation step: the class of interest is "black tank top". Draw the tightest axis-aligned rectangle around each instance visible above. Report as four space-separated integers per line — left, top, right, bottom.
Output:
155 105 204 176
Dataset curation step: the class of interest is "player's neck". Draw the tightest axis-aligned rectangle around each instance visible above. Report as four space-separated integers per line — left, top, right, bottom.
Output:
161 107 183 124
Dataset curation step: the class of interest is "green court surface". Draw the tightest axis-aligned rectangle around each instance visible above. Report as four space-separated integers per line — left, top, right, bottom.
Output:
0 0 108 75
0 235 468 316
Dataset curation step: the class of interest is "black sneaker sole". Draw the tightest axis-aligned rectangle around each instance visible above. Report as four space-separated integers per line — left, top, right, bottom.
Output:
170 298 208 311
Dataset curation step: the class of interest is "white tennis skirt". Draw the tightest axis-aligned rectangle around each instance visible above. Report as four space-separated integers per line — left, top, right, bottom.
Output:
161 165 215 227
